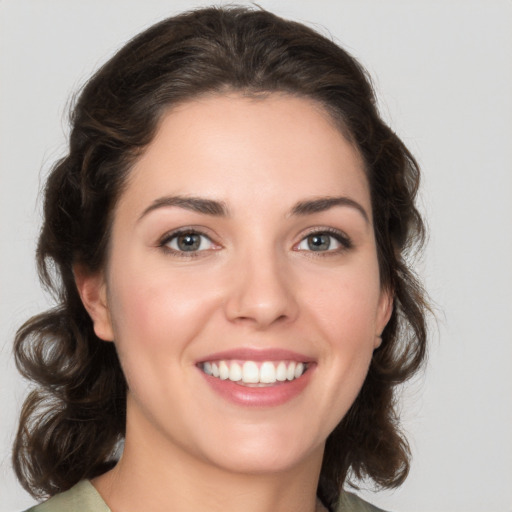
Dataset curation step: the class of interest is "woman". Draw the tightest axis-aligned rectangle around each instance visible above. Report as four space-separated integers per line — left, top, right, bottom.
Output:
13 6 428 512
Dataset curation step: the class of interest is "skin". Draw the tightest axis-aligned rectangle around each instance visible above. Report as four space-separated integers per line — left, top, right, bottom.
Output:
76 93 392 512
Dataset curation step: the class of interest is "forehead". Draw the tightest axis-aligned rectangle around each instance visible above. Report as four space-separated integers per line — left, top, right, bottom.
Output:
119 93 369 216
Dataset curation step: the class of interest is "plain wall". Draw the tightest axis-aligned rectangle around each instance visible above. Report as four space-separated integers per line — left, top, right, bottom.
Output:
1 1 511 511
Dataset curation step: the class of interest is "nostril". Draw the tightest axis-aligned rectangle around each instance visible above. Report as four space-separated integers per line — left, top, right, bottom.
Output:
224 264 299 327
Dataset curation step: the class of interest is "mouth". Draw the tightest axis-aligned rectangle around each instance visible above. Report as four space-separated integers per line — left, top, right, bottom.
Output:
196 349 315 406
199 360 308 386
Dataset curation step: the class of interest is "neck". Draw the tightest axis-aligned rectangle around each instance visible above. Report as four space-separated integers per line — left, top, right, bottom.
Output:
93 418 325 512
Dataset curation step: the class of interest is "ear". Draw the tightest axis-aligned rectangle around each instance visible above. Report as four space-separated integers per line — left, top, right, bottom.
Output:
374 287 393 349
74 265 114 342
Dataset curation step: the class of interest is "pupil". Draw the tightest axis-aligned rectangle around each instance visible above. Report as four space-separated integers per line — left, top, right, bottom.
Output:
308 234 330 251
178 233 200 251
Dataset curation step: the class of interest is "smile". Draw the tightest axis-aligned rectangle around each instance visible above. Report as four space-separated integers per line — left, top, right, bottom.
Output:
200 360 307 385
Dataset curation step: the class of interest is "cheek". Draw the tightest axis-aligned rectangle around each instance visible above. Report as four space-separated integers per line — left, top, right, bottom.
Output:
303 264 382 391
105 268 210 406
106 261 221 354
306 265 382 335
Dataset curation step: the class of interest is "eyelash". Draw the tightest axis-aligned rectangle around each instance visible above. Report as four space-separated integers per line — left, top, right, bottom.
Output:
157 227 353 258
158 228 217 258
295 227 353 255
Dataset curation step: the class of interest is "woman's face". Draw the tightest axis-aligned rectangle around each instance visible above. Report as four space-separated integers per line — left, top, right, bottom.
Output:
83 93 391 477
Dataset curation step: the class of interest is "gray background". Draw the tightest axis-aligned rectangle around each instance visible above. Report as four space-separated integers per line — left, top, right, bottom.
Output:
1 1 511 511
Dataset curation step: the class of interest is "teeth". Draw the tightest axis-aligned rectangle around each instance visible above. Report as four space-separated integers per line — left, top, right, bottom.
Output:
201 359 307 385
229 362 242 381
242 361 259 383
260 362 276 383
219 361 229 380
286 362 296 381
276 361 287 381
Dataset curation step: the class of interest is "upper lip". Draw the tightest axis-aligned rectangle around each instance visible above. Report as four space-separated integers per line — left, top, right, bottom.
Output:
197 348 315 363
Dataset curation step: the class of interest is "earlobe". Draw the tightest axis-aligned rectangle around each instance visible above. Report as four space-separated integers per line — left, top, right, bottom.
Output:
74 265 114 341
375 289 393 349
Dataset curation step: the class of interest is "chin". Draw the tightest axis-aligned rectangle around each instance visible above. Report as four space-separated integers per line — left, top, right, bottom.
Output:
193 425 325 476
211 449 318 476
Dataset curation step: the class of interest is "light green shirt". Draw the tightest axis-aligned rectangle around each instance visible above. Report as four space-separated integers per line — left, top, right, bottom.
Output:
25 481 109 512
26 480 387 512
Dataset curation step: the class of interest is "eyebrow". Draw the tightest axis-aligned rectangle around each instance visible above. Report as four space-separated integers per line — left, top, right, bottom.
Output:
138 196 229 221
138 194 369 223
291 196 370 223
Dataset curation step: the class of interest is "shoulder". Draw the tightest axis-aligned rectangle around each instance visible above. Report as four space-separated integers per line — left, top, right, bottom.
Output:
24 480 110 512
335 490 388 512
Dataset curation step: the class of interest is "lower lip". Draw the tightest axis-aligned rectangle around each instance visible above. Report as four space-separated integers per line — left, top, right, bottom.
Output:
199 366 314 407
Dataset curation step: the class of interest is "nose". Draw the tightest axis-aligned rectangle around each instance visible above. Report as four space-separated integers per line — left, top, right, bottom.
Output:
224 249 299 329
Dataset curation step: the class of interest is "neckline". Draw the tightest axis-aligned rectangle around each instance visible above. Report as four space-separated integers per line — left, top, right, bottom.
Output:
82 479 331 512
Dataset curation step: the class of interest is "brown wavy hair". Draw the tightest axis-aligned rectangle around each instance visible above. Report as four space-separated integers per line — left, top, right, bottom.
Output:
13 6 428 508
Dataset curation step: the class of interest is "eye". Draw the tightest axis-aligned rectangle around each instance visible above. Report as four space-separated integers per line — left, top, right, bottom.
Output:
295 230 351 253
160 230 216 254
